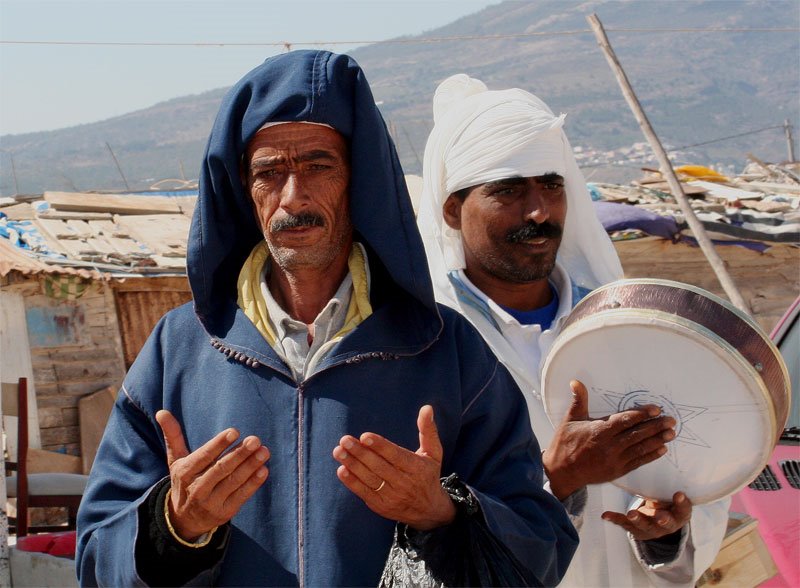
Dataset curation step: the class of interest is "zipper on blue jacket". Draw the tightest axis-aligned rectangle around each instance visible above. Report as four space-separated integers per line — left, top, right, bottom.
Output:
296 381 306 588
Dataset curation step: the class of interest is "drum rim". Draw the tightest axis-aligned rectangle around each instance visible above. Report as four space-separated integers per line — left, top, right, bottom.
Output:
542 307 776 503
569 278 791 431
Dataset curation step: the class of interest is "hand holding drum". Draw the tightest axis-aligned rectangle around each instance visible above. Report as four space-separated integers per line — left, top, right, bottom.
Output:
542 279 791 505
543 380 676 500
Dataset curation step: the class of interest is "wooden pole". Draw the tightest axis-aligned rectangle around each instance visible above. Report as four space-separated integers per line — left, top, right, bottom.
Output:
784 119 796 163
587 13 752 315
105 142 131 192
9 153 19 197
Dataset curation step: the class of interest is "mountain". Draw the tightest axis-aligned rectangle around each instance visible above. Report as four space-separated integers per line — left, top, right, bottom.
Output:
1 0 798 195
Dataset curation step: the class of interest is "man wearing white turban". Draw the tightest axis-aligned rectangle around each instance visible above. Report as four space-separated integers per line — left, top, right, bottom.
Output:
416 74 730 587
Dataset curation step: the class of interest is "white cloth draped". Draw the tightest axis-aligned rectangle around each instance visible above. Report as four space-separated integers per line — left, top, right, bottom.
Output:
417 73 624 304
416 74 729 588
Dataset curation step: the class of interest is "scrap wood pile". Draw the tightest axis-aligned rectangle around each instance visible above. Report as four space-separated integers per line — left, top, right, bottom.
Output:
589 160 800 247
0 191 197 274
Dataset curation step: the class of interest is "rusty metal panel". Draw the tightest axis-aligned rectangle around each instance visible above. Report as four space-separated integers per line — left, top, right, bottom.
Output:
114 289 192 368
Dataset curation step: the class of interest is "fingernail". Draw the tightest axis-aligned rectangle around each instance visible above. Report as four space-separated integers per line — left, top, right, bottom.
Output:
663 430 676 441
363 436 374 446
256 447 269 461
658 446 668 456
343 438 354 449
226 430 238 442
648 406 661 417
244 437 260 451
256 468 267 479
341 468 349 478
337 449 348 459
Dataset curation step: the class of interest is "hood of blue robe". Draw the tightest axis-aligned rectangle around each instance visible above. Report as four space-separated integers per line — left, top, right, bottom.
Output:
188 50 433 327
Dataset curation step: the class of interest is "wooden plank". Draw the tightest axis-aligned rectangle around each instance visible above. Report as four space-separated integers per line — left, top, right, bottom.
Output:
104 236 151 257
38 210 114 221
615 238 799 332
28 220 72 256
111 276 190 292
65 219 94 239
37 218 79 240
44 191 182 215
697 514 777 587
85 237 118 257
115 214 191 256
88 215 120 237
0 202 36 220
151 255 187 268
78 387 116 474
27 447 82 474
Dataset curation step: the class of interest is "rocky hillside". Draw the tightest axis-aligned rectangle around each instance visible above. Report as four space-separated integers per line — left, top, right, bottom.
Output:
2 0 797 195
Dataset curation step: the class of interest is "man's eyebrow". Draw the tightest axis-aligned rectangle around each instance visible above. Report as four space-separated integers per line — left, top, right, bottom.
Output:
480 177 526 191
535 172 564 183
295 149 340 163
250 156 284 169
249 150 340 170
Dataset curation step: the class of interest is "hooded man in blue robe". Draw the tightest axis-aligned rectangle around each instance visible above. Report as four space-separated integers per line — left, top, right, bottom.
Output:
75 50 578 587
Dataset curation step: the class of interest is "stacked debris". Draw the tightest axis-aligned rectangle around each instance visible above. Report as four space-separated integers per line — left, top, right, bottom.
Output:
0 190 197 275
589 162 800 248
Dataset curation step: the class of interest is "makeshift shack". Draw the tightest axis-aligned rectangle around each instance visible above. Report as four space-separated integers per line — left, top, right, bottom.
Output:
0 191 194 469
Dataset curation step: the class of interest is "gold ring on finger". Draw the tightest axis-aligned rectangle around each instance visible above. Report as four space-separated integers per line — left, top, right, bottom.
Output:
372 480 386 492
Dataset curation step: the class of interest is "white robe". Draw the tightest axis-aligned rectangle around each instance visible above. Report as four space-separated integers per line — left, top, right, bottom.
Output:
450 265 730 587
416 73 730 587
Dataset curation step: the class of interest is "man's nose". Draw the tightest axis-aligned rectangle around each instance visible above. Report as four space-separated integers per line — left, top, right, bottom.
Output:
523 186 550 224
279 172 309 212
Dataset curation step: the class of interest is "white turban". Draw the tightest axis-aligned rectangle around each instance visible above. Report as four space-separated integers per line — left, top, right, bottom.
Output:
417 74 623 310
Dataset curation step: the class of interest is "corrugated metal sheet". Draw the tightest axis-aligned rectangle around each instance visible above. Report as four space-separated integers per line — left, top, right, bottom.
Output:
114 290 192 368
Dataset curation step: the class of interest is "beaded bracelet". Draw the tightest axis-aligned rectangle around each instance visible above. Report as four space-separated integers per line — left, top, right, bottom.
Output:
163 488 218 549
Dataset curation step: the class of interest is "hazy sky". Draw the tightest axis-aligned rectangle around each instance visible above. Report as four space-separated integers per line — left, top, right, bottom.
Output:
0 0 498 136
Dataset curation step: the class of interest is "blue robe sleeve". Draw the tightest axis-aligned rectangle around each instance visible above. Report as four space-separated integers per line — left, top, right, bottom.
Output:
75 321 222 587
449 359 579 586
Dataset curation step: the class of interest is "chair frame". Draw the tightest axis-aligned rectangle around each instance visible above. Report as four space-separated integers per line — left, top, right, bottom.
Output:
5 377 82 536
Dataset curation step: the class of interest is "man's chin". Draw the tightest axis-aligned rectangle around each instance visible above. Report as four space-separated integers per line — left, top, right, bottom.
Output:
494 253 557 283
268 241 350 273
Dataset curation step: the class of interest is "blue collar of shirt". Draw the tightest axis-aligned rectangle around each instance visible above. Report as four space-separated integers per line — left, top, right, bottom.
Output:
497 285 560 330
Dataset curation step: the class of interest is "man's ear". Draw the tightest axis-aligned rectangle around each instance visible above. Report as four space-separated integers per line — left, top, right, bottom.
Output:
442 194 463 230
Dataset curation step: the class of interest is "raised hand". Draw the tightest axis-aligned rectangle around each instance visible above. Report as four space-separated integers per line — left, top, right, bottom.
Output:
543 380 676 500
332 405 456 531
602 492 692 540
156 410 270 541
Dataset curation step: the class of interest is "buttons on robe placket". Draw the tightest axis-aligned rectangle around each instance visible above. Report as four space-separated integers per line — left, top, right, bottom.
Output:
209 338 261 370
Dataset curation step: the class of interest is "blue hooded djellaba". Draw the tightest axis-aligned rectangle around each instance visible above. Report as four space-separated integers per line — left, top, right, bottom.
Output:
75 50 578 587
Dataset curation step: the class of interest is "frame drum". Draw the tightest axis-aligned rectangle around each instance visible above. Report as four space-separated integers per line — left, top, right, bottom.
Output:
541 279 791 504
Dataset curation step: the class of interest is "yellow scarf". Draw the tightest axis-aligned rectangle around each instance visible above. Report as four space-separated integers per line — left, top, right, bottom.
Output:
237 241 373 346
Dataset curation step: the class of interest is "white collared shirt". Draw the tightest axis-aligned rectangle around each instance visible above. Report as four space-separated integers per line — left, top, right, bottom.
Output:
261 264 353 381
454 261 574 395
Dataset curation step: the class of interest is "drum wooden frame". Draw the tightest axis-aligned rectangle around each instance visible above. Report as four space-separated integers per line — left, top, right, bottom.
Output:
541 278 791 504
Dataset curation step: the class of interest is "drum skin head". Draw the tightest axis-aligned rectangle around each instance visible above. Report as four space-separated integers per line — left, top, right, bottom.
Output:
542 310 775 504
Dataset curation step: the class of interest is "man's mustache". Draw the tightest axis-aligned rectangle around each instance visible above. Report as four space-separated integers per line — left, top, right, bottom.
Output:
506 221 563 243
270 213 325 233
